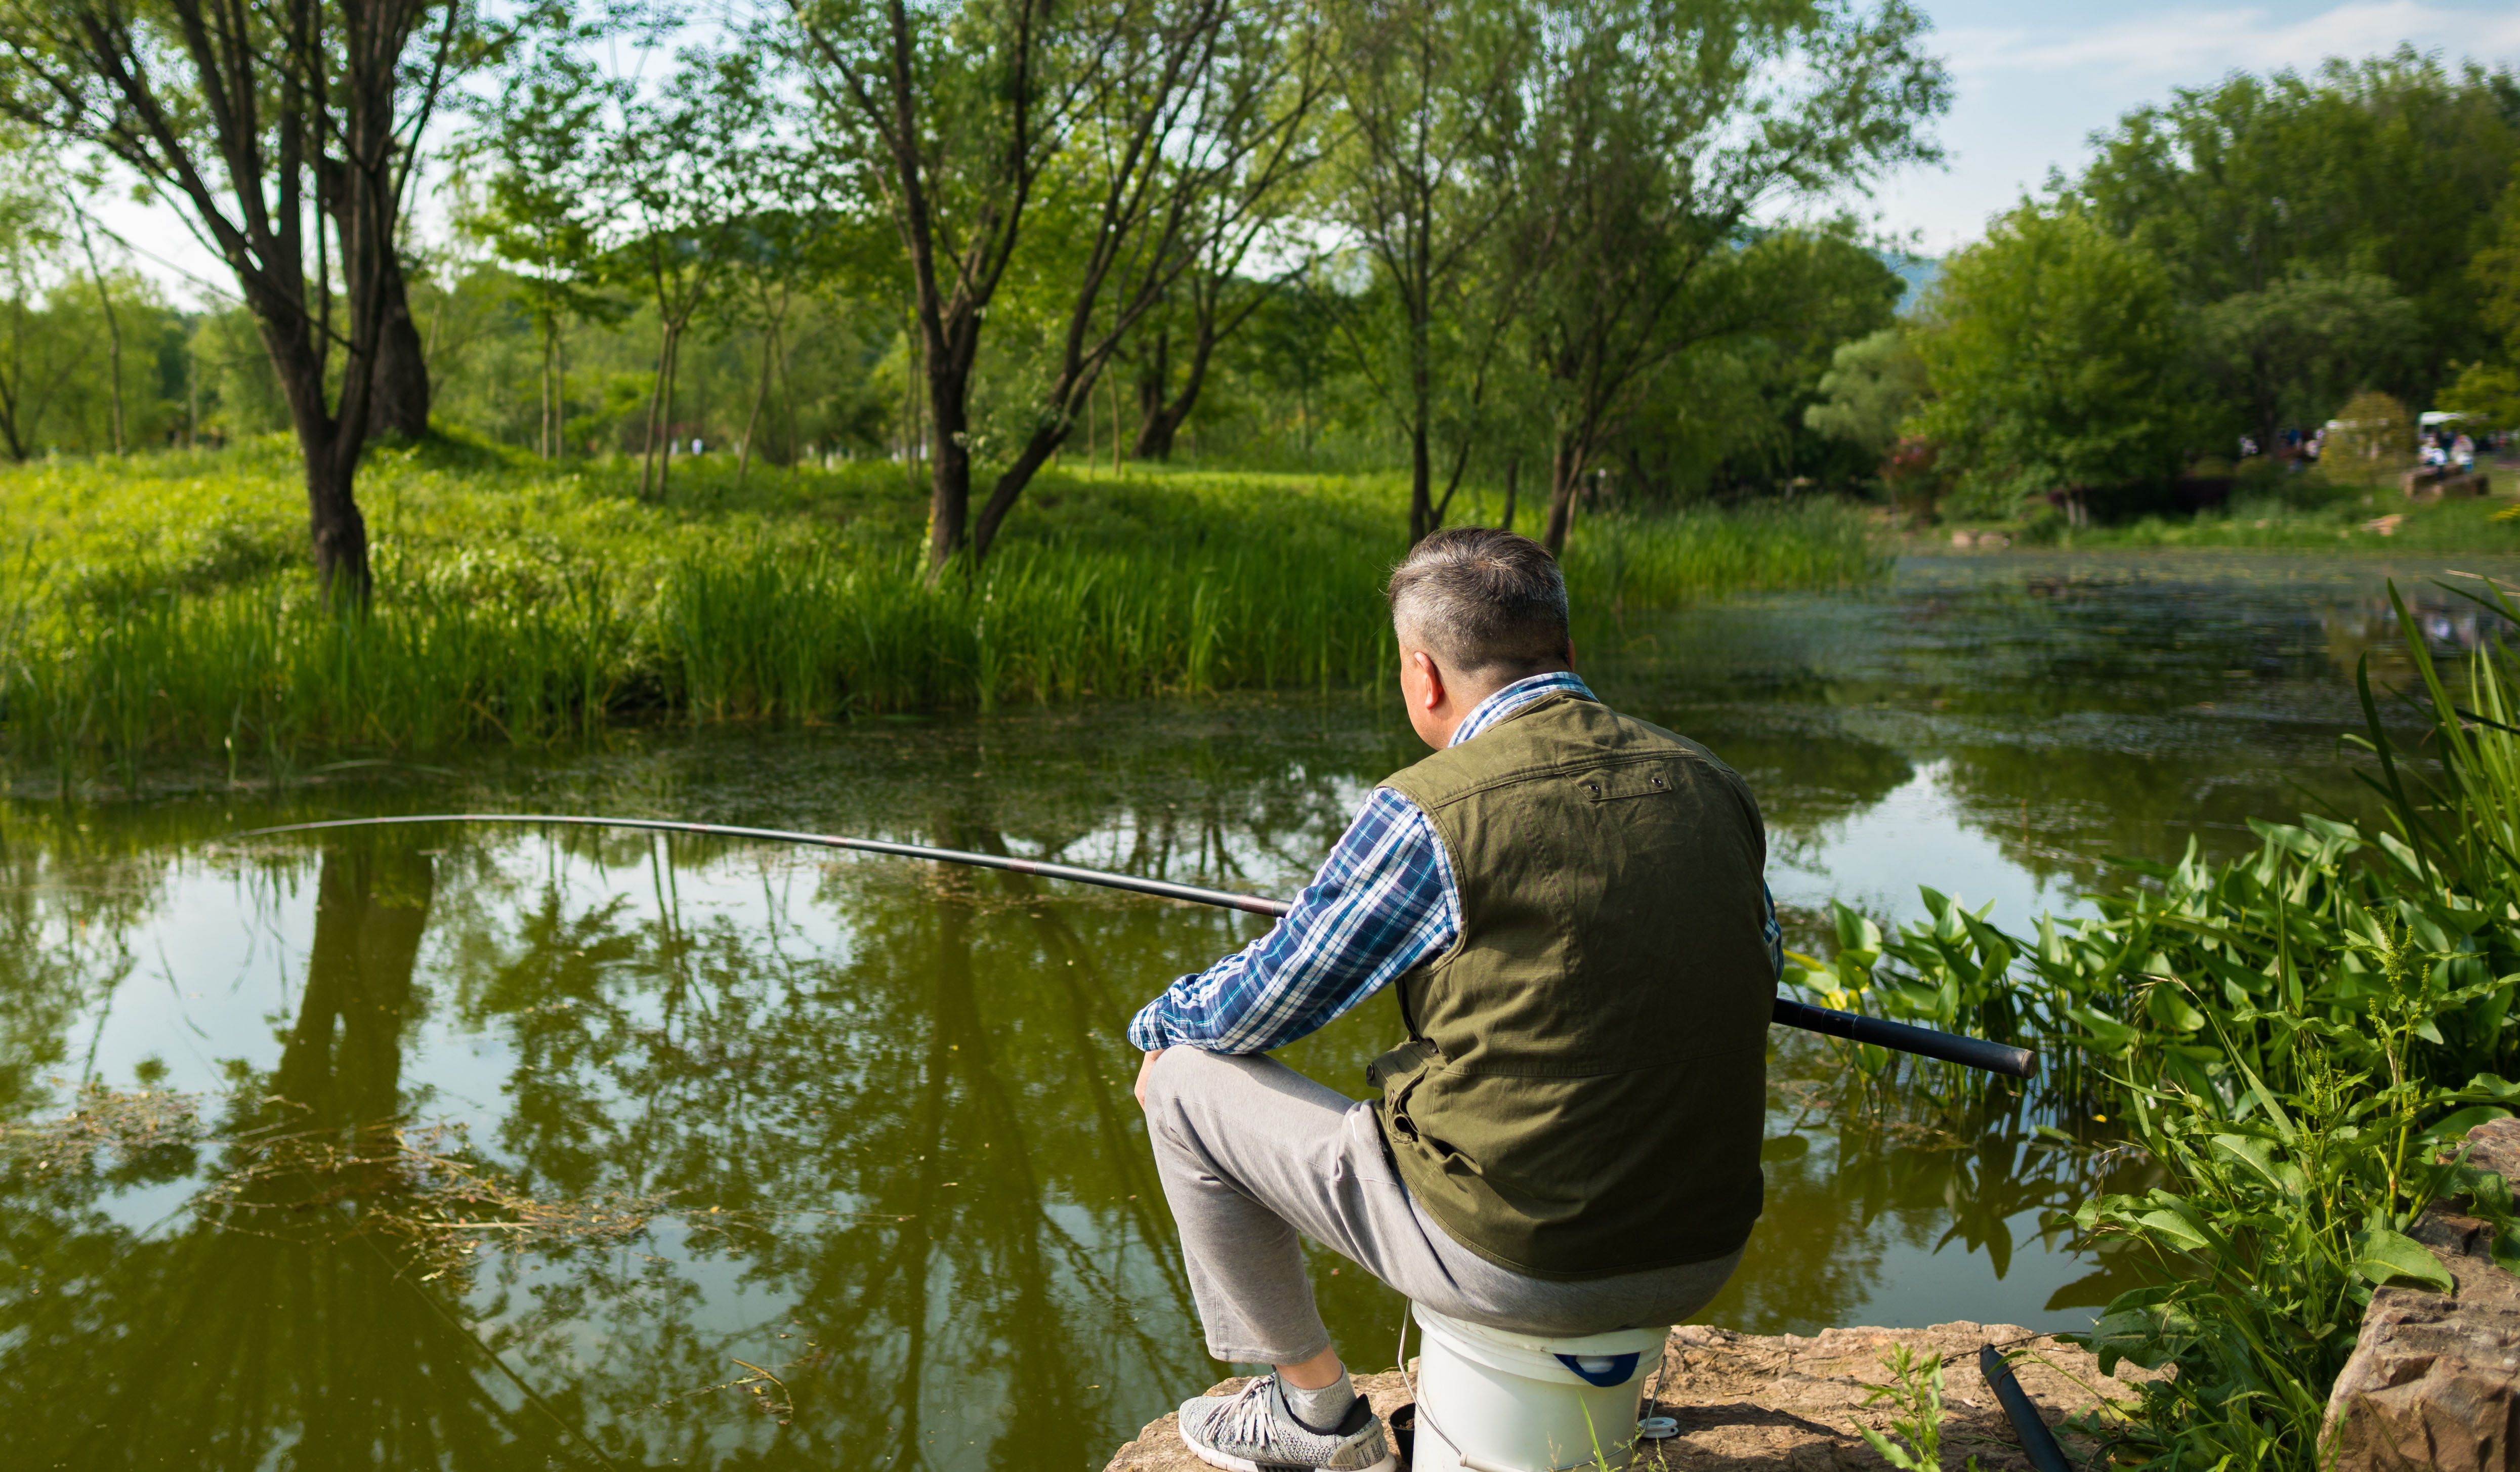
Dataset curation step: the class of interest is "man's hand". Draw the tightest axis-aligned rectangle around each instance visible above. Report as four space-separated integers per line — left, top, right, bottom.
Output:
1135 1048 1165 1109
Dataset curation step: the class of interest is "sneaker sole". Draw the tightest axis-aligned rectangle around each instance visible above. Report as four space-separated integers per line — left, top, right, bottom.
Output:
1178 1428 1397 1472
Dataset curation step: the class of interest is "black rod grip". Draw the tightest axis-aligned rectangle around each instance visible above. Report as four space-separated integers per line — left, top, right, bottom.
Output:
1772 997 2036 1079
1978 1344 2073 1472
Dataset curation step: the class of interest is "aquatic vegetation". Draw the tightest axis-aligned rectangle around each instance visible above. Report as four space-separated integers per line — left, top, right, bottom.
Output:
1786 576 2520 1465
0 444 1885 768
3 1081 669 1284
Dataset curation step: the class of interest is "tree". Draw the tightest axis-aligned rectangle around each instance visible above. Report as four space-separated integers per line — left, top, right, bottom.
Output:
1519 0 1948 553
1128 165 1316 461
2446 163 2520 429
792 0 1326 572
460 17 609 461
1 0 466 598
2192 272 2416 456
599 46 786 501
1805 325 1925 458
1603 227 1901 501
2325 389 2412 467
1909 206 2191 522
0 122 64 460
2074 51 2519 406
1323 0 1535 542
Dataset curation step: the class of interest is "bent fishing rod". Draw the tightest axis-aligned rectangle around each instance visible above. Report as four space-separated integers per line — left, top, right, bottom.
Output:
234 813 2038 1079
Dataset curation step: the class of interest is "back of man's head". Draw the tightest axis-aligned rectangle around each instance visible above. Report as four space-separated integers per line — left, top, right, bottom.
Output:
1387 528 1571 676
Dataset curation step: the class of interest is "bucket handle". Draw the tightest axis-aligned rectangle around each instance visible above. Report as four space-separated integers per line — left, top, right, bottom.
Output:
1553 1352 1640 1388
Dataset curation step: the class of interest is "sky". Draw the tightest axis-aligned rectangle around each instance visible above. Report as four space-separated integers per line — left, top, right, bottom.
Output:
81 0 2520 305
1874 0 2520 255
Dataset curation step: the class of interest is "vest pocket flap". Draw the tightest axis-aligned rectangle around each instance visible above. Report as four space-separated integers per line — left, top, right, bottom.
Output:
1573 766 1680 803
1365 1037 1439 1090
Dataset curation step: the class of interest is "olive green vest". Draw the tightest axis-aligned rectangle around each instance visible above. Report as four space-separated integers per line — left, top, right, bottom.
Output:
1367 692 1771 1280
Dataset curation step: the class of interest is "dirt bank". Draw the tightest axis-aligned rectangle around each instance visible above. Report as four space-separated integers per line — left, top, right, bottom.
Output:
1107 1320 2161 1472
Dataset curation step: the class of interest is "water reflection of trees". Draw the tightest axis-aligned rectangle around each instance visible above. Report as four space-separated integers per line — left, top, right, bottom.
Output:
0 837 582 1469
1700 1046 2160 1336
0 677 2207 1468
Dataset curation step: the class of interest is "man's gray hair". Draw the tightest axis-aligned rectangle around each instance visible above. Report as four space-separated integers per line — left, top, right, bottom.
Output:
1386 528 1571 673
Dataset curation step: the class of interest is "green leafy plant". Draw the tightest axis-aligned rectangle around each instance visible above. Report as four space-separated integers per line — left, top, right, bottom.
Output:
1853 1343 1980 1471
1785 576 2520 1464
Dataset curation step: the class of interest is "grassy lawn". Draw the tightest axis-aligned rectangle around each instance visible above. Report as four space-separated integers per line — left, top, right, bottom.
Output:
0 437 1885 771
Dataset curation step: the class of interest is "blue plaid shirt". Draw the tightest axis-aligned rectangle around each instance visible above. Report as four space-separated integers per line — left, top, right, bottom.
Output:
1126 672 1783 1054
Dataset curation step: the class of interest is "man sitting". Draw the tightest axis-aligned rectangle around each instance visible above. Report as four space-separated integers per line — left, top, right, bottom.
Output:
1129 527 1781 1472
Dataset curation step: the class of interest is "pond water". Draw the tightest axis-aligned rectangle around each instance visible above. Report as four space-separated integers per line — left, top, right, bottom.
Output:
2 551 2509 1471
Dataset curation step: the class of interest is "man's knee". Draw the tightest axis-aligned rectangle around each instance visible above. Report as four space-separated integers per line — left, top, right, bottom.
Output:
1141 1044 1228 1119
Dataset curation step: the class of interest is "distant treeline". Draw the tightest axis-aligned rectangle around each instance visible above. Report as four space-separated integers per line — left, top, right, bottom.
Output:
0 0 1951 596
1805 50 2520 520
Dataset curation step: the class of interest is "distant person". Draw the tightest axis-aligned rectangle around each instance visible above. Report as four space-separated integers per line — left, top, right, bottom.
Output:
2455 433 2476 472
1129 528 1779 1472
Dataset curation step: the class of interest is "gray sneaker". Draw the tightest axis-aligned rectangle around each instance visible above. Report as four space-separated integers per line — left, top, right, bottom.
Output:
1177 1375 1395 1472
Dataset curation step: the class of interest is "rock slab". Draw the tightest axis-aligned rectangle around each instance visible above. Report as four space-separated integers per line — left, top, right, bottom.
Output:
2325 1116 2520 1472
1106 1322 2157 1472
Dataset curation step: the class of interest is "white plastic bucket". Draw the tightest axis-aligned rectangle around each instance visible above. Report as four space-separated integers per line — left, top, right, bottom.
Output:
1406 1305 1668 1472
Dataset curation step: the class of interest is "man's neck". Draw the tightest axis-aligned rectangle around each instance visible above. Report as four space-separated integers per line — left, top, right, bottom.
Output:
1440 665 1573 746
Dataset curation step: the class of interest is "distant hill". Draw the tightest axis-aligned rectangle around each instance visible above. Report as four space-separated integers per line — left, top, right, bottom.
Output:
1884 253 1940 310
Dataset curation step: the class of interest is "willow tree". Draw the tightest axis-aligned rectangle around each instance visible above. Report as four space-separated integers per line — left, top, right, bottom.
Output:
1325 0 1538 543
1522 0 1948 553
790 0 1326 573
0 0 462 598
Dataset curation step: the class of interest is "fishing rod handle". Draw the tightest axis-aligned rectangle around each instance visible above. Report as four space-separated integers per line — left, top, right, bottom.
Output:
1978 1344 2073 1472
1771 997 2037 1079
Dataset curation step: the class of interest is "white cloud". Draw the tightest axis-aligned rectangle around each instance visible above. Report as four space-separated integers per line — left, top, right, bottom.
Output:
1867 0 2520 253
1942 2 2520 87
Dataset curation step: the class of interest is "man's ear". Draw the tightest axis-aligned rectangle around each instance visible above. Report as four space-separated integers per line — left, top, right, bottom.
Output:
1412 650 1445 710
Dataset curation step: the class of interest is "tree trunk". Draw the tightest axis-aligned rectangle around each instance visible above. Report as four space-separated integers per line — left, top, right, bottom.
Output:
656 328 683 502
366 256 430 440
1499 454 1518 532
306 441 373 605
1135 320 1227 462
69 205 124 454
925 356 973 577
538 309 557 460
640 320 678 499
738 322 774 483
1409 420 1434 543
1541 438 1583 556
1132 328 1173 459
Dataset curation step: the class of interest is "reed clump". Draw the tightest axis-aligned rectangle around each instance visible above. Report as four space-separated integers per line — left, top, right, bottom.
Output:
1786 577 2520 1466
0 442 1886 767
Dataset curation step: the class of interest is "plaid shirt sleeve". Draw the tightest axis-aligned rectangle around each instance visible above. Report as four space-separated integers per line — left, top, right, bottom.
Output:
1125 786 1459 1054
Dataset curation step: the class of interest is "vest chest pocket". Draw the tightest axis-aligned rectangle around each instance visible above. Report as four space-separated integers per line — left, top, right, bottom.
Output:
1575 769 1677 803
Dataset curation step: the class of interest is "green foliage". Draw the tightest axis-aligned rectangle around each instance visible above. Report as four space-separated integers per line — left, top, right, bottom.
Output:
2326 390 2414 467
1909 207 2192 517
0 449 1884 768
1852 1344 1979 1472
1786 578 2520 1465
2445 165 2520 430
2194 273 2419 451
2075 50 2520 406
1804 326 1925 458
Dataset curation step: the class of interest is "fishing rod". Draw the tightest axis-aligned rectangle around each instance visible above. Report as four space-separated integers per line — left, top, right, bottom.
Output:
234 813 2038 1079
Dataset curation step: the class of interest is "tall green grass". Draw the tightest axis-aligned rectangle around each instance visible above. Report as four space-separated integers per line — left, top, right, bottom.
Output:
1786 577 2520 1466
0 443 1886 767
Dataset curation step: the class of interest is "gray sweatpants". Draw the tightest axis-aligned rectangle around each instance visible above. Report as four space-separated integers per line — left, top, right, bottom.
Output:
1141 1047 1742 1365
